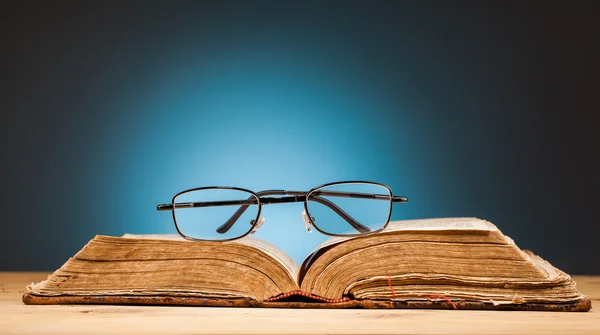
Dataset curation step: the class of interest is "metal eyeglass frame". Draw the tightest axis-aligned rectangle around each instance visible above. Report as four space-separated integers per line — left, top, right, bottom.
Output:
157 181 408 242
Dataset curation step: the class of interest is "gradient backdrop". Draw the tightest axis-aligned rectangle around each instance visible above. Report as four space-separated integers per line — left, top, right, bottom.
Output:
2 1 599 273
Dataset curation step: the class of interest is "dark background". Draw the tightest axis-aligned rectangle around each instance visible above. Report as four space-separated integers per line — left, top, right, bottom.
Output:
1 1 599 273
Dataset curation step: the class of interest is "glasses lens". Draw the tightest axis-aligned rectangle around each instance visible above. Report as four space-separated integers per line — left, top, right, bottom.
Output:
306 182 392 236
173 188 259 241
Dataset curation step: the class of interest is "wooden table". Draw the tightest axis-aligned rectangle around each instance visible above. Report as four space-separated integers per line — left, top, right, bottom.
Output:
1 273 598 335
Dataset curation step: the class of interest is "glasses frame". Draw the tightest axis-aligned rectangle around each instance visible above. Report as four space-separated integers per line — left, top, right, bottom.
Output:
157 181 408 242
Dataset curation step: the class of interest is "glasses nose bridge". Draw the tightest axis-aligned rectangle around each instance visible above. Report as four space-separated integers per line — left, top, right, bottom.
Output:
255 194 311 232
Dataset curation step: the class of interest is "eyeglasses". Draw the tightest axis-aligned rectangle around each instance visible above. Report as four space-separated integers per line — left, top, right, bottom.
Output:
157 181 407 241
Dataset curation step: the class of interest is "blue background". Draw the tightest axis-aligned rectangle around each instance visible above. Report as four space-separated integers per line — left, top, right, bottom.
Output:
2 1 599 272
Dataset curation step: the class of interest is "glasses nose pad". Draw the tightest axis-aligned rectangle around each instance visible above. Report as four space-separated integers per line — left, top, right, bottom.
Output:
301 210 313 233
249 217 266 235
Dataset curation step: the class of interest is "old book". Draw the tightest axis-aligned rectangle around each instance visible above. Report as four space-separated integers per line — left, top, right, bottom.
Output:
23 218 591 311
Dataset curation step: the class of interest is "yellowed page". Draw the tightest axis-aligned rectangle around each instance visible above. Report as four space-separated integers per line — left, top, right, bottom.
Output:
307 217 499 257
121 234 299 280
28 234 299 301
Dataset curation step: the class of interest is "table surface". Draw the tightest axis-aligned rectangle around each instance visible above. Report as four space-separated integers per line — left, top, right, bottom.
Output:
1 272 598 335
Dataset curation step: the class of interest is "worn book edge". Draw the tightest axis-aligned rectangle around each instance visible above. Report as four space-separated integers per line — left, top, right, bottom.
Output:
22 293 592 311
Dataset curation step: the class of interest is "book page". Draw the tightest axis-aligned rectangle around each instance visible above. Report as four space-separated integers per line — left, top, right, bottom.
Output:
30 234 300 301
386 217 496 231
308 217 497 256
238 237 299 280
296 217 586 300
122 234 299 281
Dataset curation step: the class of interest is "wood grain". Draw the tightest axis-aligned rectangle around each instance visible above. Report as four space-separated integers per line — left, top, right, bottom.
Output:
2 273 599 335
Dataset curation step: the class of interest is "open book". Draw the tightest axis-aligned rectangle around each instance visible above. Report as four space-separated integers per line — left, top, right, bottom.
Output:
24 218 591 311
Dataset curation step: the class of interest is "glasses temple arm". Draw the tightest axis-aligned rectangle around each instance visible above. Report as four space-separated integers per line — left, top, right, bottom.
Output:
157 204 174 211
309 196 371 234
157 199 256 211
314 190 407 203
